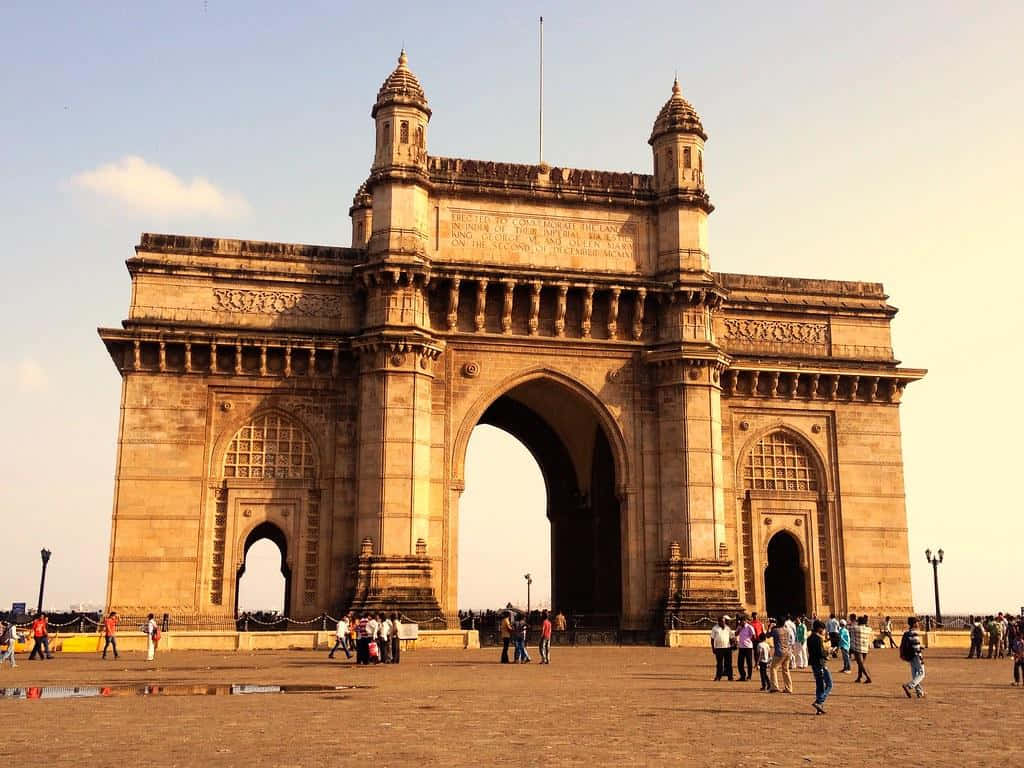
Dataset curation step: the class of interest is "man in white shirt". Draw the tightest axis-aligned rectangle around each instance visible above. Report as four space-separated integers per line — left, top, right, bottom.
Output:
329 614 351 660
710 616 735 681
378 614 392 664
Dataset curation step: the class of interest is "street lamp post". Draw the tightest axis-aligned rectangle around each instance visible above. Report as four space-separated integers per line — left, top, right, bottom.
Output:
37 548 52 614
924 548 944 627
524 573 533 617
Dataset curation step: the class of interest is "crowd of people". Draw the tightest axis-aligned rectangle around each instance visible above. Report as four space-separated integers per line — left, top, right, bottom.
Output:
706 612 988 715
493 609 561 664
326 612 402 665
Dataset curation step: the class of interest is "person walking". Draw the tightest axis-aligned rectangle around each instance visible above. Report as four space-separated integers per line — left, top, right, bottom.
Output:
808 619 832 715
144 613 159 662
328 614 352 660
514 614 531 663
756 633 772 691
710 616 734 681
499 611 513 664
390 613 401 665
838 619 852 673
736 616 755 681
539 609 552 665
1011 624 1024 686
28 613 52 661
881 616 897 648
967 615 984 659
769 617 794 693
850 615 873 683
0 621 19 668
899 616 926 699
101 611 120 660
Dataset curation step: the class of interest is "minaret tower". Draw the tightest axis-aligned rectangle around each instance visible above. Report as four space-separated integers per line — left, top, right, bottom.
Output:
349 51 443 622
649 77 713 276
647 79 742 622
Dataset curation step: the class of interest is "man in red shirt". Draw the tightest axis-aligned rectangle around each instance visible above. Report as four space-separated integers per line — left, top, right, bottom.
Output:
750 612 765 639
29 613 53 660
539 609 553 664
101 611 120 660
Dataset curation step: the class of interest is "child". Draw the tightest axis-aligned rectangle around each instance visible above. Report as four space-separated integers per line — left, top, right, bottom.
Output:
755 633 771 691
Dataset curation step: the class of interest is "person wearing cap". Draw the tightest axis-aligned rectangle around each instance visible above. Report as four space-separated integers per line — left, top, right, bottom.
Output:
710 616 735 681
838 619 852 673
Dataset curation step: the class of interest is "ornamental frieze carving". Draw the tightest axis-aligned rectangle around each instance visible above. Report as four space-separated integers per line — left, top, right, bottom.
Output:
212 288 343 317
723 318 828 346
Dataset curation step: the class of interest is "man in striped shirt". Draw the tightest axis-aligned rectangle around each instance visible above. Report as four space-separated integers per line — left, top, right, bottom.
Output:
849 614 873 684
900 616 925 698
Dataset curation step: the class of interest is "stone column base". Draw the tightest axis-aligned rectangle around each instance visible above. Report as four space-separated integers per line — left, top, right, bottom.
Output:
347 551 444 625
658 550 744 626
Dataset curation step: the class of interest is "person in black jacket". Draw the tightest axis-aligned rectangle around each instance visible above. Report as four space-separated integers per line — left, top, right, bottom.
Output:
808 619 832 715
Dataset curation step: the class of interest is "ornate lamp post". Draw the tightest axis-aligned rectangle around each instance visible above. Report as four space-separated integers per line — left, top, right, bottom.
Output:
37 548 52 614
524 573 533 617
924 548 944 627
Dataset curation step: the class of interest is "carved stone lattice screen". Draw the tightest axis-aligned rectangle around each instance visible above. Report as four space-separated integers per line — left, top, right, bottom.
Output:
742 431 831 606
223 414 316 480
743 431 818 492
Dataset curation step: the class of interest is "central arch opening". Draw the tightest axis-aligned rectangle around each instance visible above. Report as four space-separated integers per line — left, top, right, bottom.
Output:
458 377 623 623
764 531 806 620
236 522 291 617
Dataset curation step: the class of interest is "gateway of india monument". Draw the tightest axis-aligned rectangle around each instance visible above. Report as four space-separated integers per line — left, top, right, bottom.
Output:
99 51 925 630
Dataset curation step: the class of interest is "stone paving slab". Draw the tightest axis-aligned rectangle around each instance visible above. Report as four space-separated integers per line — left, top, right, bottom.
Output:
1 646 1020 766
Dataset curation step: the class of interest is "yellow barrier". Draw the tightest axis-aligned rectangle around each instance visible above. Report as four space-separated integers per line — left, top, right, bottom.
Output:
61 636 102 653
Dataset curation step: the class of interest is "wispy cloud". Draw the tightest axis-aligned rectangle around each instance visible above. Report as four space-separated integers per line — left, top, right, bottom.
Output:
70 155 250 217
16 359 48 394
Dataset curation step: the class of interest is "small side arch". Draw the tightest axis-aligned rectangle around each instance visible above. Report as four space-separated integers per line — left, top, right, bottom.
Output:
235 520 291 617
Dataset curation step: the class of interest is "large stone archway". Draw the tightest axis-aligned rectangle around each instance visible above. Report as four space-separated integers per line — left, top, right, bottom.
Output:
99 51 924 630
452 374 625 620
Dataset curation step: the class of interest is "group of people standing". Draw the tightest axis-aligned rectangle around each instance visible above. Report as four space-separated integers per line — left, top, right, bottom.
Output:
328 612 401 665
709 612 928 714
498 609 557 664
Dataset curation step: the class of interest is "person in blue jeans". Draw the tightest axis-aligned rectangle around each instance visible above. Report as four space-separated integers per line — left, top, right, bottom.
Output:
807 619 832 715
900 616 926 698
838 619 852 672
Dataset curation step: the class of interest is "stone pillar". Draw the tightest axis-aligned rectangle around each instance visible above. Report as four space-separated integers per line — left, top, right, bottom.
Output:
351 332 444 621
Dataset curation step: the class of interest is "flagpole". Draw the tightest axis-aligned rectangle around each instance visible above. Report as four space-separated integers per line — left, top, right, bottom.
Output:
539 15 544 164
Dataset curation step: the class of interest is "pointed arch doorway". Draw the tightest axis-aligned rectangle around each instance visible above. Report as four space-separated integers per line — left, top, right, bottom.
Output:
235 521 292 618
764 531 806 620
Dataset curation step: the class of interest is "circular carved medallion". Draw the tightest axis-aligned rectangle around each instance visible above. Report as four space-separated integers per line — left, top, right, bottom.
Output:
390 353 407 367
462 361 480 378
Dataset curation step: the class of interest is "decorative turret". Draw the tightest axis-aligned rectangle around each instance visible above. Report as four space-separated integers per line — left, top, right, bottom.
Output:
649 77 713 276
649 78 708 198
349 182 372 248
371 49 430 173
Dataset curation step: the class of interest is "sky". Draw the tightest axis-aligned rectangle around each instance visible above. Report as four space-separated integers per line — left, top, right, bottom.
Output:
2 1 1022 616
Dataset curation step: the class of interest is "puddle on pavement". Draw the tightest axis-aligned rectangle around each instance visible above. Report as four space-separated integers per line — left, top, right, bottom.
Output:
0 684 372 700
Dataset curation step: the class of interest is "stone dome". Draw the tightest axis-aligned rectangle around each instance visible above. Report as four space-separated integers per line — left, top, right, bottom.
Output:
351 181 371 209
372 49 431 118
649 77 706 143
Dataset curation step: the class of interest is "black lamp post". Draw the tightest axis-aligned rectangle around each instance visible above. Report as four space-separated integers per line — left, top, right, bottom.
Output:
925 548 943 627
37 548 52 614
524 573 533 617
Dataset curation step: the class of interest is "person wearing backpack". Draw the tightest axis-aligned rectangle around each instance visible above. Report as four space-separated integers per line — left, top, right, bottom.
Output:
967 616 984 659
808 619 832 715
899 616 925 699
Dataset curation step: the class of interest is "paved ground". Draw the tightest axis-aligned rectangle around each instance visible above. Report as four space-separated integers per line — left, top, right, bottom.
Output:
0 645 1020 766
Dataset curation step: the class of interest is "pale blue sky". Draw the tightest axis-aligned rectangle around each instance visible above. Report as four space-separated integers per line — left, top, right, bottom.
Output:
2 1 1021 614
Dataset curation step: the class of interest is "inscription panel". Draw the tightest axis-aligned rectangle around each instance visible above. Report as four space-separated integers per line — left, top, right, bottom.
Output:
438 206 647 273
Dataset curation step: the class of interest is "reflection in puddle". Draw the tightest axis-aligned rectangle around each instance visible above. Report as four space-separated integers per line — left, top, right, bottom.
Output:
0 684 370 700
